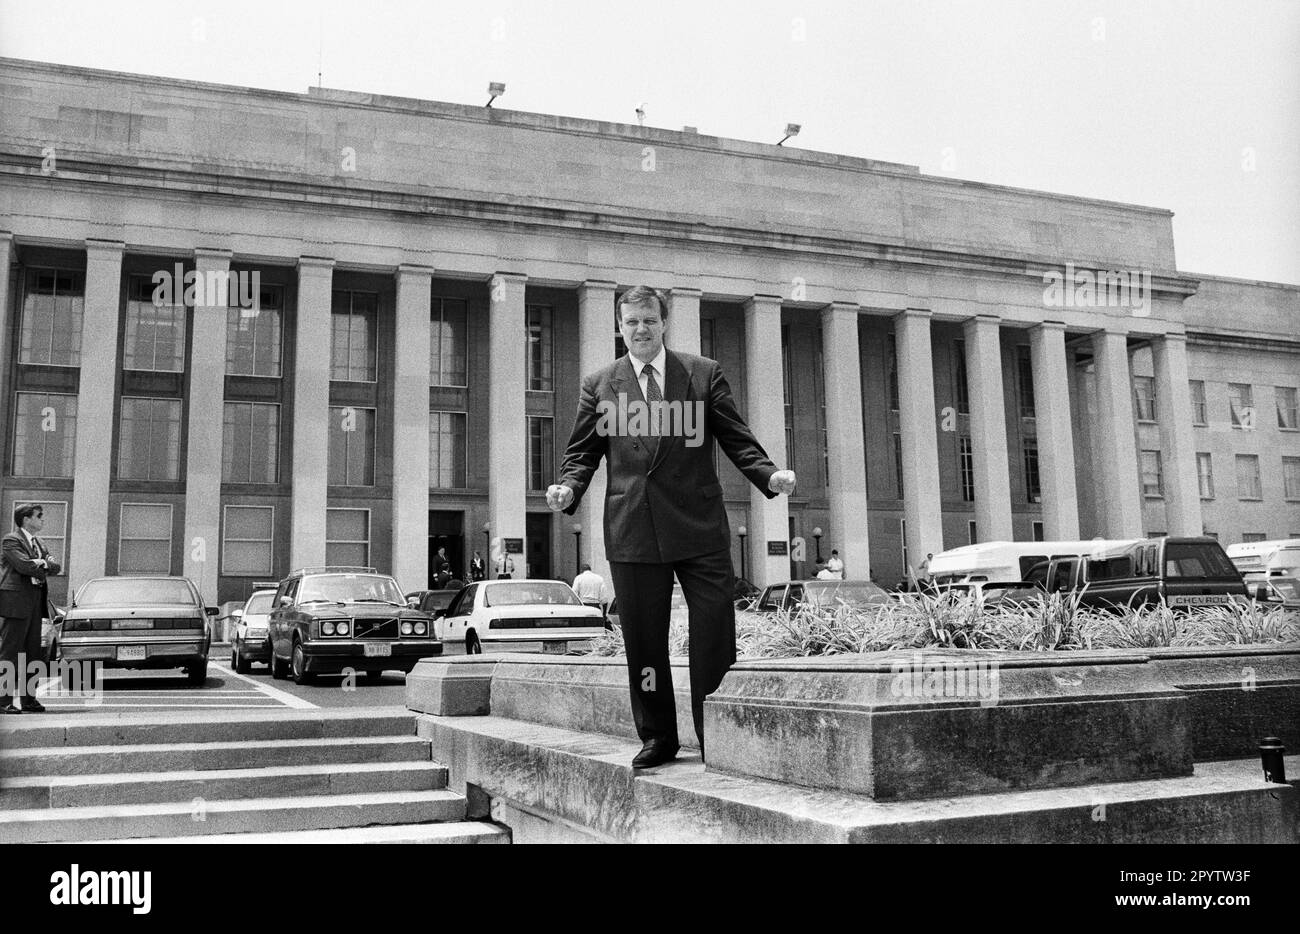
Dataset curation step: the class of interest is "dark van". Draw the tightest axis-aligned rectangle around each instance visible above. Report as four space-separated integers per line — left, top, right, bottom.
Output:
1058 536 1246 611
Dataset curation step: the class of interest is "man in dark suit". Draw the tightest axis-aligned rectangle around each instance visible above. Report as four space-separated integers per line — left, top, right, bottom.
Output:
548 286 795 768
0 503 61 713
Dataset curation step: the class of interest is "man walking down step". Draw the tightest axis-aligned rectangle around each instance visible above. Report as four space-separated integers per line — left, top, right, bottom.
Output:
0 503 61 714
548 286 795 769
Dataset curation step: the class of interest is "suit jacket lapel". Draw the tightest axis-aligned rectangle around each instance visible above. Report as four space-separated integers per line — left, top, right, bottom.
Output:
610 355 653 468
647 351 692 475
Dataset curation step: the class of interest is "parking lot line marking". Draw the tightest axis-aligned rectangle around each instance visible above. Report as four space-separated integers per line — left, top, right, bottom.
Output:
212 660 317 709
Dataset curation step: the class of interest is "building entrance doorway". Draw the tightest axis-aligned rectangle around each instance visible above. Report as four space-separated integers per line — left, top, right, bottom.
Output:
526 513 552 580
429 510 465 587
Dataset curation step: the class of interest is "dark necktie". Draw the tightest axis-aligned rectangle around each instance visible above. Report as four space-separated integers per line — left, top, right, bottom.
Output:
644 364 663 459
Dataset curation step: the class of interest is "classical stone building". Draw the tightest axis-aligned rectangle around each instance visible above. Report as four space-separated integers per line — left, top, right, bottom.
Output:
1 57 1297 604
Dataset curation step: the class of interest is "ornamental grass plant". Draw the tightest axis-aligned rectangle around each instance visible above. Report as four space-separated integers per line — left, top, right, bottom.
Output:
583 592 1300 659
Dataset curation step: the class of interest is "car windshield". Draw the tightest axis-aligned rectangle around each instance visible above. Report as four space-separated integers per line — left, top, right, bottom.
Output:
1165 542 1238 579
805 582 890 605
298 574 403 605
483 582 581 607
1271 579 1299 601
77 578 196 607
244 592 276 615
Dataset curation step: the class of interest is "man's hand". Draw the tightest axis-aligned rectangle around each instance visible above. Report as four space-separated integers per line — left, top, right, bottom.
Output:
546 484 574 512
768 470 797 495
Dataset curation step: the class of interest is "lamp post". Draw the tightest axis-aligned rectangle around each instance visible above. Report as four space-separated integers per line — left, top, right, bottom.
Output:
812 526 823 565
572 522 582 572
737 525 748 582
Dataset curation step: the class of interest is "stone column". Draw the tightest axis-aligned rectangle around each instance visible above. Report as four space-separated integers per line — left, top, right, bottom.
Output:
488 273 528 573
742 295 789 585
182 249 231 603
1030 321 1081 539
392 265 433 588
1152 332 1202 536
666 287 701 357
895 309 944 570
0 233 13 436
1091 327 1143 538
821 303 871 576
963 315 1013 542
69 239 124 590
290 257 334 570
577 280 617 585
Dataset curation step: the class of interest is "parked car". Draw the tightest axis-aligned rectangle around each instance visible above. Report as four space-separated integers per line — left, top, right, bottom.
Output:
405 589 461 620
1249 576 1300 609
41 605 66 664
1075 536 1247 611
752 580 892 613
934 580 1045 608
268 567 442 685
607 582 689 630
230 589 277 673
436 579 605 654
59 577 216 685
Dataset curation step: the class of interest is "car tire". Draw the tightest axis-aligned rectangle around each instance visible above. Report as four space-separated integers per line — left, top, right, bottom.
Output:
233 646 251 674
291 641 316 685
270 648 288 680
186 659 208 687
465 631 483 655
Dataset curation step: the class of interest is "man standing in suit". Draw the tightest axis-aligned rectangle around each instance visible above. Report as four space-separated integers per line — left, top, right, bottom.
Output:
548 286 795 768
0 503 61 713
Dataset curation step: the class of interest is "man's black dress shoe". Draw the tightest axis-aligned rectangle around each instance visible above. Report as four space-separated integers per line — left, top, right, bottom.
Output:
632 739 680 769
20 699 46 713
1 704 21 714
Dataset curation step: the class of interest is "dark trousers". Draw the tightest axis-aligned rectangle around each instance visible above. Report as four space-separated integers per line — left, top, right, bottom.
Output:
609 548 736 748
0 601 43 703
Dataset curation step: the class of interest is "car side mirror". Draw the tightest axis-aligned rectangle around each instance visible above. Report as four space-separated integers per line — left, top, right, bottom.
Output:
430 609 446 620
279 595 293 607
231 608 244 619
406 597 419 607
205 606 219 616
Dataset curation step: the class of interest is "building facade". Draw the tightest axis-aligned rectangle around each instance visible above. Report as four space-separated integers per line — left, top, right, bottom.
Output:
1 58 1297 605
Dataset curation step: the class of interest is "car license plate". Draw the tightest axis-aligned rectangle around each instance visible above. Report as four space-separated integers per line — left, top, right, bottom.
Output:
364 643 392 657
117 645 147 661
1169 594 1229 606
114 619 152 629
542 640 567 654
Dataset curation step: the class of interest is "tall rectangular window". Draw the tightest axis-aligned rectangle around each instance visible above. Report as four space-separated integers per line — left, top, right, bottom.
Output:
813 336 828 486
893 432 904 499
968 520 977 545
782 326 795 471
429 411 467 488
1023 439 1041 502
1133 376 1157 422
1189 380 1207 425
124 277 186 372
118 503 173 575
12 392 78 478
1283 456 1300 500
1277 387 1299 430
330 291 377 382
1016 346 1036 418
430 298 468 387
526 304 554 391
887 335 899 411
222 403 280 483
20 269 84 366
527 416 554 492
959 436 975 502
328 406 375 486
953 339 970 415
325 508 369 567
701 319 716 360
1196 452 1214 499
1235 454 1262 500
1140 450 1164 497
1229 383 1254 428
226 286 283 377
1032 520 1045 542
1241 532 1267 543
222 505 274 576
118 398 182 481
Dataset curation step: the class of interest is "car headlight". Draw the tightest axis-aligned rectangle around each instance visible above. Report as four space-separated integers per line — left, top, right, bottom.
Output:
400 621 413 635
414 621 427 635
336 621 350 636
322 621 336 636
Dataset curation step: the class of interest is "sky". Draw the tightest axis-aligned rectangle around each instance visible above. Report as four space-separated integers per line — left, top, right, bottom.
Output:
1 0 1297 284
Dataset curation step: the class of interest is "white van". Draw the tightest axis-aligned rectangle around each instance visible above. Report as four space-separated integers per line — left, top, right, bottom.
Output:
927 540 1136 586
1225 539 1300 580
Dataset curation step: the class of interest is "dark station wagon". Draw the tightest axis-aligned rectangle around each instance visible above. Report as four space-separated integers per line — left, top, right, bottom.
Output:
267 567 442 685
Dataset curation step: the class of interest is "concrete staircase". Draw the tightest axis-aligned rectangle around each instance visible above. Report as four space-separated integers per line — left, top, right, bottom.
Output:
0 707 508 844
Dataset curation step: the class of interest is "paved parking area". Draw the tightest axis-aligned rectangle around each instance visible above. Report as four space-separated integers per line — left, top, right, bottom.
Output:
30 659 315 712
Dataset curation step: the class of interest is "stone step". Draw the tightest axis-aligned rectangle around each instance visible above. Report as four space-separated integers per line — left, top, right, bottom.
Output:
0 760 446 809
86 822 510 844
0 789 468 843
0 734 430 778
0 706 416 750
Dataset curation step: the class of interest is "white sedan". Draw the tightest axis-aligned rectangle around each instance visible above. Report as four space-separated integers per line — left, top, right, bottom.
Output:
434 579 606 655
